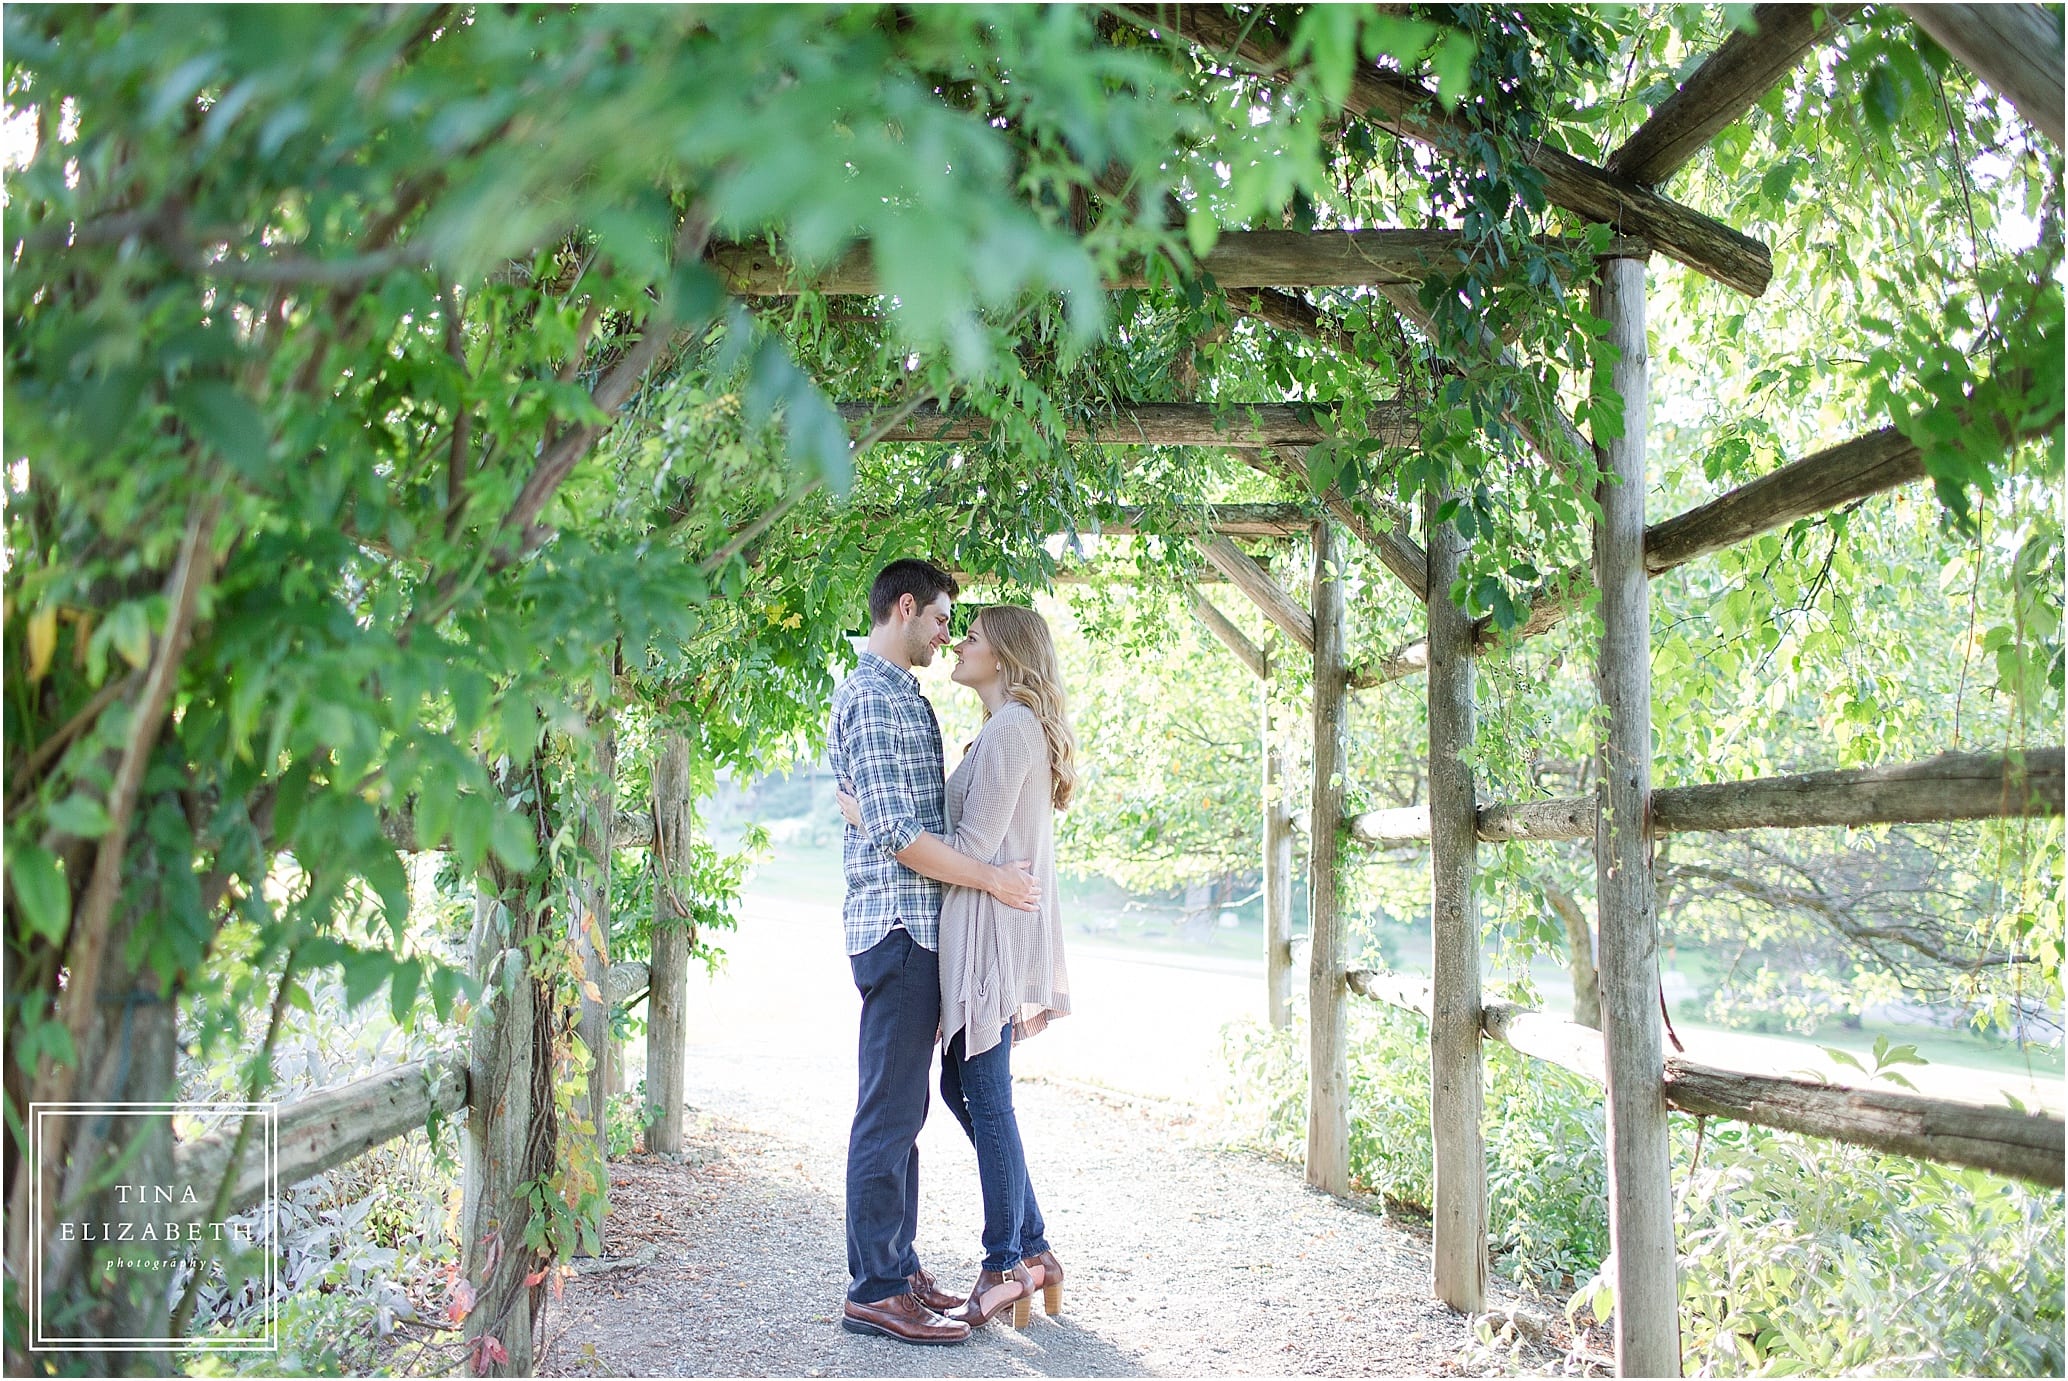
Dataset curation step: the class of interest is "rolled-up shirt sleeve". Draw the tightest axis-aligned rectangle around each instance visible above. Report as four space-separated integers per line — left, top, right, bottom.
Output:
844 693 926 855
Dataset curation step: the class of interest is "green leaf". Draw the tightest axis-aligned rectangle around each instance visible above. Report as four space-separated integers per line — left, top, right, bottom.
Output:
428 962 467 1022
388 957 423 1025
105 601 152 671
1821 1045 1866 1073
451 794 490 873
785 385 852 494
1870 1036 1928 1069
490 807 537 873
339 948 393 1011
44 793 114 839
1305 444 1344 495
367 849 411 940
7 843 70 945
172 379 271 479
1759 159 1798 205
1430 32 1477 106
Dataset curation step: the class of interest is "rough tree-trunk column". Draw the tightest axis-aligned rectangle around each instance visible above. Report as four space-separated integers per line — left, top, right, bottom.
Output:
1262 651 1295 1030
646 732 694 1155
574 721 616 1196
1592 254 1681 1377
1426 482 1488 1313
463 863 550 1376
1306 520 1350 1194
1545 883 1602 1029
36 913 181 1374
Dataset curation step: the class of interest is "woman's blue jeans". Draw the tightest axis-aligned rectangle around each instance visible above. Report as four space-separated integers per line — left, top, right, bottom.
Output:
941 1023 1050 1272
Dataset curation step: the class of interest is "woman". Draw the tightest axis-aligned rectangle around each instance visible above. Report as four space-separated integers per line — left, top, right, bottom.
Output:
839 604 1073 1330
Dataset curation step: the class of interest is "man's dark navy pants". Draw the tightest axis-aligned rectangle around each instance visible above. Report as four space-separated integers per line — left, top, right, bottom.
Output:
845 926 939 1304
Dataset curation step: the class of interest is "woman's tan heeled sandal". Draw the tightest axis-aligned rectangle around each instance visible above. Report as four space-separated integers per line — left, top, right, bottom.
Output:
949 1263 1031 1328
1019 1250 1064 1319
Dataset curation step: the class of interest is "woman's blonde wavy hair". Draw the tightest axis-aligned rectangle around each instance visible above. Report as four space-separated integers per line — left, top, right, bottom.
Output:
973 605 1078 810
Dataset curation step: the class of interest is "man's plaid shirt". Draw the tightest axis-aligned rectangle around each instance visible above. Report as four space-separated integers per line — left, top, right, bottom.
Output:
827 651 947 955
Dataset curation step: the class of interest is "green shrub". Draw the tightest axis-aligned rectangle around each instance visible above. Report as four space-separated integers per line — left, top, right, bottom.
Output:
608 1081 652 1159
1666 1122 2065 1377
1224 1006 1607 1288
1224 1004 2067 1376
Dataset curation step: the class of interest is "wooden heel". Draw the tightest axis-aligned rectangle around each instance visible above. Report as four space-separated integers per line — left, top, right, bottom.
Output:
1011 1295 1031 1329
1042 1282 1062 1316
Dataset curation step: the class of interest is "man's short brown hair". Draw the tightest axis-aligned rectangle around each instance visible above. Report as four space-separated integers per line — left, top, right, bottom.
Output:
868 558 960 626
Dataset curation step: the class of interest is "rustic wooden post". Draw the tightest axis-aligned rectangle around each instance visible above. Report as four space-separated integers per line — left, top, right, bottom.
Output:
33 913 182 1362
646 732 694 1155
1593 254 1681 1376
463 863 550 1376
1306 519 1351 1193
1425 482 1488 1312
573 721 615 1187
1262 649 1295 1030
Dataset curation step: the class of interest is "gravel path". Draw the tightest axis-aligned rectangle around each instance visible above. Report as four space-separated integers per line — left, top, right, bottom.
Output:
537 888 1578 1378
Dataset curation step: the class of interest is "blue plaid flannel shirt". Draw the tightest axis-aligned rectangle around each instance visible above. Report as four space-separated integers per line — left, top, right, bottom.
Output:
827 651 947 955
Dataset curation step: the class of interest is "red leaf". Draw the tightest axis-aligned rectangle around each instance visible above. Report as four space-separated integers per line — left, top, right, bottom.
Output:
523 1267 547 1287
487 1336 509 1365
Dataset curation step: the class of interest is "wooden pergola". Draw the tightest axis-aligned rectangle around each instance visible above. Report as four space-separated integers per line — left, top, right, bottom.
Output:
819 7 2068 1372
180 8 2065 1377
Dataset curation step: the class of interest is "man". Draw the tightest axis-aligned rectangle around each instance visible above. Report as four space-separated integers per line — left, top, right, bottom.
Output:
827 558 1040 1345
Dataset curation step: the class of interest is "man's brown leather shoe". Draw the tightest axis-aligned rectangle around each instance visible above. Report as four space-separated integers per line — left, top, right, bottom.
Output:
841 1292 972 1345
907 1267 961 1314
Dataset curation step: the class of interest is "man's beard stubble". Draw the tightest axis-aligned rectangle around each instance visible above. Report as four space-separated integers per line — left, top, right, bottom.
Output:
907 627 936 667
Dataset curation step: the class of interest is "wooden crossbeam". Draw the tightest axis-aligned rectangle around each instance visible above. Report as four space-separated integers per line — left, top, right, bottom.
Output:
1325 492 1429 604
1494 424 1927 647
1152 7 1772 297
1196 535 1315 649
839 400 1418 450
1101 502 1314 538
953 565 1227 587
1899 4 2064 146
714 227 1647 296
1641 425 1921 570
1606 4 1861 186
1188 589 1267 678
1225 286 1361 356
1346 747 2066 845
1236 445 1431 603
1345 972 2064 1187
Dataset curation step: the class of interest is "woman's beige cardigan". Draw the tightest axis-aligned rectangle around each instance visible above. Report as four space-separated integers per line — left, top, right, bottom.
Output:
938 701 1071 1059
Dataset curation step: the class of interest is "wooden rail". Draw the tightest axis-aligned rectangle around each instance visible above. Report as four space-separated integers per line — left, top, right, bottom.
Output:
1343 971 2065 1188
1347 748 2066 846
175 1055 470 1220
173 959 654 1219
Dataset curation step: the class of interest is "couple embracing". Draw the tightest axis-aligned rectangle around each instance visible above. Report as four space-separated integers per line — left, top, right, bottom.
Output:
826 558 1074 1346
